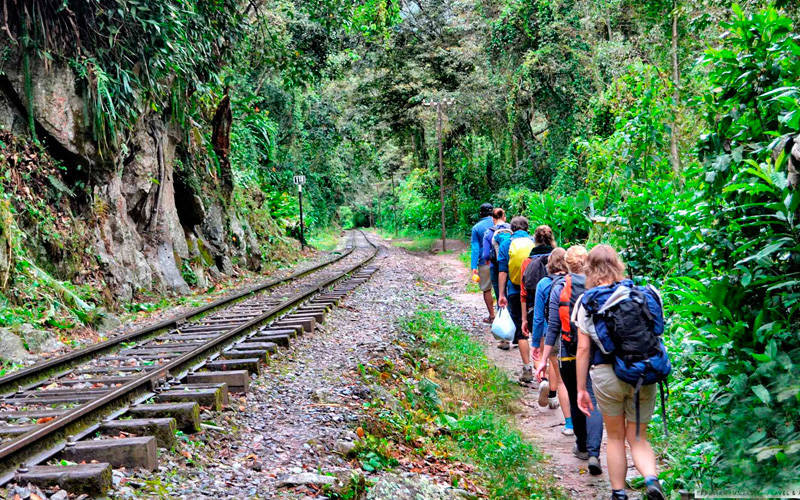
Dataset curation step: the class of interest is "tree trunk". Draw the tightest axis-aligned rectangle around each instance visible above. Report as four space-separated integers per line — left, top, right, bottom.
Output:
211 93 233 197
670 3 682 180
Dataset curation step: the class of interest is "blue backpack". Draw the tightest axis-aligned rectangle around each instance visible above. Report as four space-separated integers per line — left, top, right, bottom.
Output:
581 280 671 436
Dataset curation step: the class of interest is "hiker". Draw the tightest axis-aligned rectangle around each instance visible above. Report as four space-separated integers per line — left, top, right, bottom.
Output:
487 209 514 349
470 203 496 323
527 247 572 431
575 245 667 500
516 225 556 384
498 217 538 381
481 208 511 303
536 245 604 475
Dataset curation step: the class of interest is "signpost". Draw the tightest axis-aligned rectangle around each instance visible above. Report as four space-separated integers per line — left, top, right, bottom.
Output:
293 175 307 248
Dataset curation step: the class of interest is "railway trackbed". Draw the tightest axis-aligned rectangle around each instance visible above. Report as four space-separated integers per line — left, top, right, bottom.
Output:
0 230 380 496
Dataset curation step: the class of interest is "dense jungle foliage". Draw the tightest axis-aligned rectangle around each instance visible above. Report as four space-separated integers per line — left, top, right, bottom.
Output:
0 0 798 494
337 0 799 494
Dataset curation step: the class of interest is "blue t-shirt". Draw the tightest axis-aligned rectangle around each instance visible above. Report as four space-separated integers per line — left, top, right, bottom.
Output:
470 216 494 269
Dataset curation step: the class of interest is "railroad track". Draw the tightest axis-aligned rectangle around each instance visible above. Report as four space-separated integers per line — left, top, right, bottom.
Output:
0 230 380 495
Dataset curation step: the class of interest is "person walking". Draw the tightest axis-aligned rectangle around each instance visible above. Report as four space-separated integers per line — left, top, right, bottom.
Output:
497 217 535 380
537 245 604 475
481 208 511 303
523 247 573 426
528 247 572 433
575 245 666 500
515 225 556 383
470 203 496 323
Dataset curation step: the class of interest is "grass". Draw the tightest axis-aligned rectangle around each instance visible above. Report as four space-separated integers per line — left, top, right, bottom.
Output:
308 226 343 252
356 310 565 498
373 227 464 253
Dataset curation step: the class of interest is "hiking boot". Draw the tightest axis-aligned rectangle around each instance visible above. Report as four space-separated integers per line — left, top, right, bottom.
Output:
572 445 589 460
497 340 510 350
561 426 574 436
548 396 560 409
588 456 602 475
519 366 533 383
537 379 550 407
646 480 665 500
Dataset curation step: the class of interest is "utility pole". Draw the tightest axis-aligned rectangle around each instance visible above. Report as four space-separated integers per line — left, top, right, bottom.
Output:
423 96 455 252
294 175 307 248
391 172 397 236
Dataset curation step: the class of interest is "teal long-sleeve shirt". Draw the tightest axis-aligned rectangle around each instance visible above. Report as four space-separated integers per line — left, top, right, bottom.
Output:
470 216 494 270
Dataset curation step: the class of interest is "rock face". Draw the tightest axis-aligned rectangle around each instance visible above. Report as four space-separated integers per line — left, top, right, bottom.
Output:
0 52 289 303
14 324 65 354
0 328 35 362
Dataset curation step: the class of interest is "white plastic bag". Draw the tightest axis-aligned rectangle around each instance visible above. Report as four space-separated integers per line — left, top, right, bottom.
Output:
491 307 515 341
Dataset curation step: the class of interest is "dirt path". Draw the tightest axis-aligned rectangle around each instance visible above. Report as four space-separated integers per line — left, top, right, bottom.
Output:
431 252 610 500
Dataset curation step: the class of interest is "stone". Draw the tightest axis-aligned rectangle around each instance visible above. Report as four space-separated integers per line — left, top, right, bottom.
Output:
0 328 35 362
13 324 64 353
96 308 123 333
50 490 69 500
333 439 356 457
277 472 336 488
366 473 463 500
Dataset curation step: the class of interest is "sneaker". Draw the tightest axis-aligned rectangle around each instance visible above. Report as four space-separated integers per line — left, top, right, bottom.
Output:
519 366 533 383
498 340 510 350
537 379 550 407
646 480 665 500
561 426 574 436
572 445 589 460
548 396 559 409
588 456 602 475
611 491 628 500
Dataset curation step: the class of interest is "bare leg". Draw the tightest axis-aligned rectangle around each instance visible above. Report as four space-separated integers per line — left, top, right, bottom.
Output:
483 290 494 319
604 414 627 490
626 422 657 477
547 356 569 416
518 338 530 365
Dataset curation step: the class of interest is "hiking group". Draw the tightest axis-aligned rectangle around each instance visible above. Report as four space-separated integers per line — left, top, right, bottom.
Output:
470 203 670 500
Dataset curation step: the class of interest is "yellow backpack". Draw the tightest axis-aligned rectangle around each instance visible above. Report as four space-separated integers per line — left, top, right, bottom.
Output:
508 237 535 285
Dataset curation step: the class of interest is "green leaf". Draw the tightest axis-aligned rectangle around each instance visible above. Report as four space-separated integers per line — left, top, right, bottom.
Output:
752 385 771 404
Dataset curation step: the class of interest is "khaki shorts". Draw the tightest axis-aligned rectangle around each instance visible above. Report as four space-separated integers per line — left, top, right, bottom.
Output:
590 363 657 423
478 265 492 292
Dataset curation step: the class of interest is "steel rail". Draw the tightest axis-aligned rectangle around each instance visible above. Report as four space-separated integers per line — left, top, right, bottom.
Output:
0 230 378 481
0 233 358 396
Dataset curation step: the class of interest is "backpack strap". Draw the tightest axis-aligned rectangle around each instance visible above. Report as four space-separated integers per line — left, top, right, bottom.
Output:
659 380 669 437
559 275 572 335
634 376 644 440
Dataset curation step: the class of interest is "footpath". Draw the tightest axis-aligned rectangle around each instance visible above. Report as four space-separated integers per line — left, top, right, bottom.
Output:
433 251 609 499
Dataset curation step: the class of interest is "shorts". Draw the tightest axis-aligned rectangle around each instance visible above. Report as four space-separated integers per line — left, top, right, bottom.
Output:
590 363 657 423
478 264 492 292
508 293 527 344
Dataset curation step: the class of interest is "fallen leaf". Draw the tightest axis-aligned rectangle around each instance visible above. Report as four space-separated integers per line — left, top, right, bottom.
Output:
36 417 54 424
356 426 365 438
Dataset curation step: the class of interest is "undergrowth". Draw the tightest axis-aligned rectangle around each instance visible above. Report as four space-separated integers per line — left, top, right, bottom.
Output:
356 309 565 499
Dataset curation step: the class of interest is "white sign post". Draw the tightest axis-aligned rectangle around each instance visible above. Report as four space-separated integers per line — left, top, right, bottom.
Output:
293 175 307 247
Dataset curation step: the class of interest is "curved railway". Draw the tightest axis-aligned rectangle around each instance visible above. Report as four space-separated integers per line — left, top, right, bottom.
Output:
0 230 380 495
